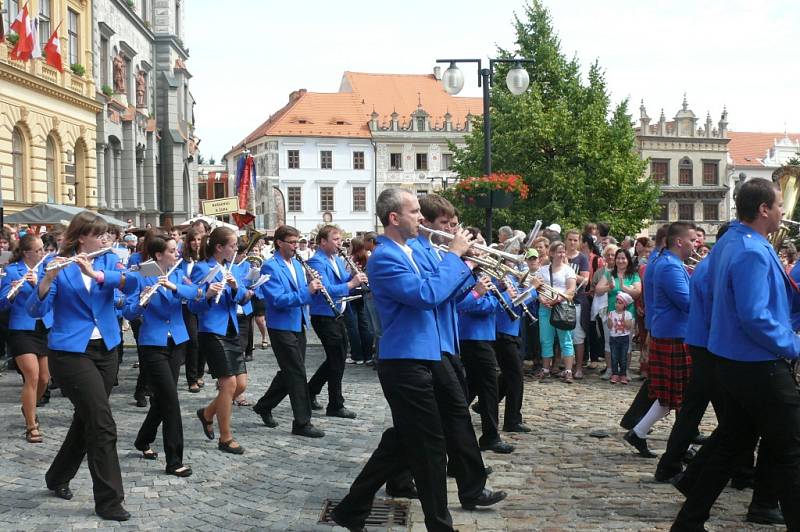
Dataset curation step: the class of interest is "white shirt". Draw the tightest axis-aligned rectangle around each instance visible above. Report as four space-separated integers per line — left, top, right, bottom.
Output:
536 263 576 292
391 240 420 274
283 257 298 285
608 310 633 337
329 255 341 279
81 271 102 339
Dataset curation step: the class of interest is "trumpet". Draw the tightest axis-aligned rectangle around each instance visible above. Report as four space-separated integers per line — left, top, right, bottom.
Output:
685 249 704 271
525 274 574 303
139 259 183 307
504 275 538 322
45 247 113 271
418 225 525 264
295 252 343 319
431 242 529 285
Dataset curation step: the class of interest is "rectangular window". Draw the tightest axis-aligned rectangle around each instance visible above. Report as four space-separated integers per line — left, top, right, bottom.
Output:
678 203 694 221
68 9 79 67
650 160 669 184
389 152 402 171
353 151 365 170
703 203 719 221
658 203 669 221
320 186 334 211
320 150 333 170
287 149 300 169
352 187 366 212
100 37 109 86
416 189 428 197
39 1 51 52
287 186 302 212
198 183 207 201
703 161 719 185
213 182 225 199
441 153 453 171
416 153 428 171
679 167 692 186
5 0 19 31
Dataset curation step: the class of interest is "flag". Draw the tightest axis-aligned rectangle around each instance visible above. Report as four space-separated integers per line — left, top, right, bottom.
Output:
30 17 41 59
232 153 256 228
44 28 63 71
9 4 34 61
0 9 5 43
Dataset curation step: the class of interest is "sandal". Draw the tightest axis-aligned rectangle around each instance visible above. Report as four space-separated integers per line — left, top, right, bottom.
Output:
166 464 193 477
21 406 39 428
196 408 215 440
25 425 43 443
218 439 244 455
196 379 205 388
573 370 584 380
233 398 252 407
140 448 158 460
188 383 200 393
563 369 574 384
533 368 550 380
260 341 268 349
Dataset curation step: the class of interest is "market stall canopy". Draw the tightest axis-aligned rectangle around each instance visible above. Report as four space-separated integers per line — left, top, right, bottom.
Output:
5 204 129 227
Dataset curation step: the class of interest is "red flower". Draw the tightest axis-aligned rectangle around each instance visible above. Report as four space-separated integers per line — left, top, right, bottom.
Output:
455 173 528 200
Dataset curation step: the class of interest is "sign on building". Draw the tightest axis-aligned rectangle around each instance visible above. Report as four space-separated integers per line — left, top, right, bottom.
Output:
202 196 239 216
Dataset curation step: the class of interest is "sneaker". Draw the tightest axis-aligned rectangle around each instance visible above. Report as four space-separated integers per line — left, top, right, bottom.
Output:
601 368 612 380
610 374 619 384
620 376 630 385
355 360 365 365
345 357 355 364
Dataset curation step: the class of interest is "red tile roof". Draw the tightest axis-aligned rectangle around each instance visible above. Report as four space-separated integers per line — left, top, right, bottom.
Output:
728 131 800 167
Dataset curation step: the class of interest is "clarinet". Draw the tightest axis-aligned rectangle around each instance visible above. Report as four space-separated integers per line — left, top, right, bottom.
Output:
506 275 537 323
478 271 519 321
337 246 369 292
295 252 343 320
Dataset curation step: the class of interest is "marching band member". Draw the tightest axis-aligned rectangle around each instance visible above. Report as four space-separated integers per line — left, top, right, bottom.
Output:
28 211 137 521
307 225 367 419
190 227 253 455
233 239 256 366
252 225 325 438
494 272 530 433
181 227 205 392
124 235 196 477
0 234 52 442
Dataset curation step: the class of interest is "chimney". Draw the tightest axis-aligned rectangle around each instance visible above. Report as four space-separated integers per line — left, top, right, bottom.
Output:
289 89 307 102
433 66 442 80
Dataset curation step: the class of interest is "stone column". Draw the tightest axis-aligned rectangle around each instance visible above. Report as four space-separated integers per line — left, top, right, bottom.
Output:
96 142 107 208
113 148 122 208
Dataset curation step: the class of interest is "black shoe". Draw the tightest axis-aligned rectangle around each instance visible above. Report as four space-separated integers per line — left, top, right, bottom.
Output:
479 440 515 454
196 408 215 440
670 471 692 497
683 447 697 463
326 407 357 419
471 402 482 414
330 508 367 532
691 433 710 445
37 395 50 407
654 468 682 483
253 406 278 428
485 465 493 476
461 488 508 510
730 476 754 490
623 430 658 458
51 485 73 500
310 396 323 410
746 503 784 525
96 507 131 521
166 465 193 477
244 354 253 362
218 439 244 455
385 485 418 499
292 424 325 438
503 423 531 433
135 396 148 408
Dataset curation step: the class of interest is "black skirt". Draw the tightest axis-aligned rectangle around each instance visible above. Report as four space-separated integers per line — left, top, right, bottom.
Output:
199 323 246 379
252 297 266 316
8 320 51 358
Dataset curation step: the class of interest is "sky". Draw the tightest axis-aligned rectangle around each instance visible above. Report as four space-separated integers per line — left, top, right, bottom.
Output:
186 0 800 162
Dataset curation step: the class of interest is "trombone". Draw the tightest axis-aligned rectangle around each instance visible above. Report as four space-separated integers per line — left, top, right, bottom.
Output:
418 225 525 265
685 249 704 272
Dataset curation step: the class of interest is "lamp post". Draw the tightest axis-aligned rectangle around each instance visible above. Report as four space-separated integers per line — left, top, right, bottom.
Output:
436 58 533 242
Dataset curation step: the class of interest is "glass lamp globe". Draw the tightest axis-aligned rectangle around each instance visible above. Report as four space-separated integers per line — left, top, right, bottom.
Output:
506 64 530 96
442 63 465 95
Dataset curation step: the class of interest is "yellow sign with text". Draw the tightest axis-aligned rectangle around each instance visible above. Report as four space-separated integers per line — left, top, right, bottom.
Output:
202 196 239 216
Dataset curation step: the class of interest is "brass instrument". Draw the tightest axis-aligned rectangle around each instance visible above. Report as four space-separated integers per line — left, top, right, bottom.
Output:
341 294 363 303
685 249 704 272
295 252 343 319
475 271 519 322
139 259 183 307
45 247 114 271
431 242 528 284
7 253 52 301
244 255 264 268
504 275 537 322
418 225 525 264
769 166 800 251
337 246 369 291
236 230 266 268
525 274 574 303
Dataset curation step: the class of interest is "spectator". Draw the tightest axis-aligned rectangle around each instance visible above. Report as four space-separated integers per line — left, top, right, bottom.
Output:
607 292 634 384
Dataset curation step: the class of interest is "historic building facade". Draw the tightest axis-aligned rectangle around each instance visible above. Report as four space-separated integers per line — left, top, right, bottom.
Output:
1 0 101 212
637 96 730 237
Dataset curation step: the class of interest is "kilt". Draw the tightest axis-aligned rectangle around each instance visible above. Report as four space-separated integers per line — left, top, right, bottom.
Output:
647 336 691 410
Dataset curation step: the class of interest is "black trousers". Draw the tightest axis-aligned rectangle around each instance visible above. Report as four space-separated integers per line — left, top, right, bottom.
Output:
237 314 254 359
673 357 800 530
135 340 185 470
309 316 347 411
255 328 312 428
131 319 148 399
183 305 204 385
334 359 454 532
496 333 524 428
460 339 500 445
46 340 124 513
657 346 721 477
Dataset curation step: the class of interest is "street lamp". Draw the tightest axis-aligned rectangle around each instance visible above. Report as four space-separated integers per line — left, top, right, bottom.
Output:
437 58 533 242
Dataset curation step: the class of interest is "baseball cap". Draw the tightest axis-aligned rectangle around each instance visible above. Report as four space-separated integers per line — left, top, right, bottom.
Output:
616 292 634 306
546 223 561 234
524 248 539 259
123 234 137 242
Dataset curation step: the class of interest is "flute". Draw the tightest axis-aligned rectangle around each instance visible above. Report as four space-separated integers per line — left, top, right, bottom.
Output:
7 253 52 301
45 247 113 271
139 259 184 307
214 261 234 304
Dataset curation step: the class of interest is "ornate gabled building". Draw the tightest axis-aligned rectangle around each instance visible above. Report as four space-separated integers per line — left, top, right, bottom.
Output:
1 0 101 212
636 95 730 237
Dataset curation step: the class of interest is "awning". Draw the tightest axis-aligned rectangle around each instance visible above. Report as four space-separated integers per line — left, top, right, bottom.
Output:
5 204 129 227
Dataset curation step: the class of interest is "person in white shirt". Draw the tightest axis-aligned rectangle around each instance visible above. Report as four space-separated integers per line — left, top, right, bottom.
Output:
607 292 634 385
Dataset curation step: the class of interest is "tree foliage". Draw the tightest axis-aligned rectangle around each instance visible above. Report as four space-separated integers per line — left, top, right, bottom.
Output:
445 0 660 237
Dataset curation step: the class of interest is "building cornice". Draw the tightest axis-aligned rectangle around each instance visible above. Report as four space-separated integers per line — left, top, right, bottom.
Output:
659 186 729 200
0 63 103 113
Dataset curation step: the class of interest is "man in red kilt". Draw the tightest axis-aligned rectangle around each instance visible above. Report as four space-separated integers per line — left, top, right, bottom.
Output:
624 221 696 457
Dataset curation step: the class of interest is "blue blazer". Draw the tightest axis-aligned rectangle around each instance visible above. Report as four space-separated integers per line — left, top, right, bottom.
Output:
123 269 198 346
128 252 143 268
27 251 138 352
457 290 498 341
791 262 800 331
684 257 710 348
643 249 663 331
649 250 690 339
0 261 53 330
708 223 800 362
188 258 248 335
367 235 473 360
232 260 254 316
306 250 351 317
409 235 473 355
259 254 312 332
495 286 522 337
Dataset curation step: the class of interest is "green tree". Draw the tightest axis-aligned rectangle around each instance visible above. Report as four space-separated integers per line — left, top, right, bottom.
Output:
445 0 659 237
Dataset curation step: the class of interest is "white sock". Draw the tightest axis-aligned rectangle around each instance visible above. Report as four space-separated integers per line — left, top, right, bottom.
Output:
632 400 670 439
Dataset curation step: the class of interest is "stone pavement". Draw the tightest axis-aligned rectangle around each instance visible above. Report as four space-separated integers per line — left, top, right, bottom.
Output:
0 341 780 531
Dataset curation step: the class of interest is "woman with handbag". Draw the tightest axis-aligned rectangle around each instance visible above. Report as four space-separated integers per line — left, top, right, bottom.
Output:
535 241 577 383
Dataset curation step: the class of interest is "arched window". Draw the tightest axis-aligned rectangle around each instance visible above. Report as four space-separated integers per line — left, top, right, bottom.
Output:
679 157 693 186
46 136 57 203
11 127 25 202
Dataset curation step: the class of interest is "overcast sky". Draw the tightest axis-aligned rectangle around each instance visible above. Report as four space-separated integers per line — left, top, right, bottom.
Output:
186 0 800 162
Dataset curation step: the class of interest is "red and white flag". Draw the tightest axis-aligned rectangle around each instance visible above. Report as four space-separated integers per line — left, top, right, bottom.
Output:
44 28 63 72
9 4 34 61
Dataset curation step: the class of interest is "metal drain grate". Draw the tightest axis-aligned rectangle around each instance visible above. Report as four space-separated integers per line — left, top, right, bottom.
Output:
319 498 410 527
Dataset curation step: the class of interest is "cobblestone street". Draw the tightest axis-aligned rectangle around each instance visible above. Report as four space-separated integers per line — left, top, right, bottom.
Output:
0 340 779 531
